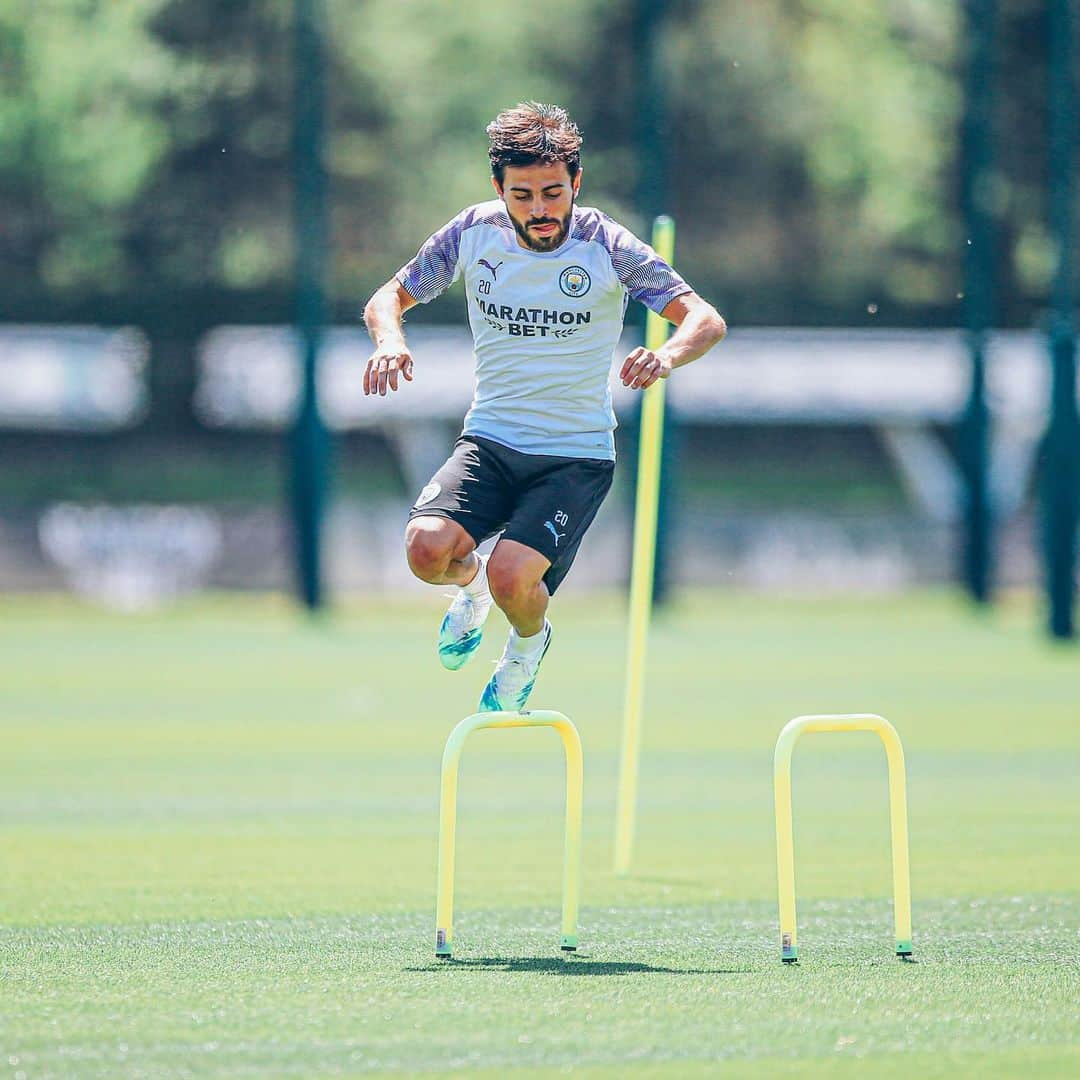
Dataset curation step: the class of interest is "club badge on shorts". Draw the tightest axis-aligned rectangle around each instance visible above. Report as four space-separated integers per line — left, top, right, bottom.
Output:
415 481 441 507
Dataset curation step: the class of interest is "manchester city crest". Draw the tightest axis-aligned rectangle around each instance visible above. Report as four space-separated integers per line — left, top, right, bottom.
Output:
415 481 441 507
559 265 591 297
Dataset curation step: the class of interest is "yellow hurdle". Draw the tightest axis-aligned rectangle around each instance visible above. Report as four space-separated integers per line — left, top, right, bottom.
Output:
613 215 676 877
435 710 584 959
773 714 913 963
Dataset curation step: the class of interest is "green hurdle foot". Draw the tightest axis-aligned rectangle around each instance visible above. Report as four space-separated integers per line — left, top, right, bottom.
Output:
780 931 798 963
560 934 578 952
435 929 451 959
896 939 913 959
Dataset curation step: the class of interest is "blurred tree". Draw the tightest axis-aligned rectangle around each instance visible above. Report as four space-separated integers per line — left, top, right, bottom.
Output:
136 0 297 295
0 0 1072 331
0 0 387 306
638 0 960 324
996 0 1056 325
0 0 180 296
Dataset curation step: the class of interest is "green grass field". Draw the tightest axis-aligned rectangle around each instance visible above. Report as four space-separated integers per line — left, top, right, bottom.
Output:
1 591 1077 1078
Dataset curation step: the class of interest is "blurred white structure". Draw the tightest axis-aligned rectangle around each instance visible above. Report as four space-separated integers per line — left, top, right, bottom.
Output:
0 326 148 430
39 504 223 611
196 325 1055 523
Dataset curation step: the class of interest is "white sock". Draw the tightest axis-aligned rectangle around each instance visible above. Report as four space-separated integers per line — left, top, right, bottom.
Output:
462 553 490 599
508 620 550 659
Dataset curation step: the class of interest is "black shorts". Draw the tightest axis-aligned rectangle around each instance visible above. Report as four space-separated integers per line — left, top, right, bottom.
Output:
408 435 615 594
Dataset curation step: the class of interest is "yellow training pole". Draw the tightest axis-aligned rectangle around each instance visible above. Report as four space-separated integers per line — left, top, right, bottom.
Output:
435 710 584 959
613 216 676 877
774 714 913 963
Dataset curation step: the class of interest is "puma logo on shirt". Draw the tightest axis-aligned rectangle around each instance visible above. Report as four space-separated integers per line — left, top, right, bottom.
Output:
478 258 503 280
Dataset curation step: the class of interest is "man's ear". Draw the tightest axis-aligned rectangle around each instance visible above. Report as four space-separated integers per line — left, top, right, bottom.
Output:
572 166 583 197
491 175 503 198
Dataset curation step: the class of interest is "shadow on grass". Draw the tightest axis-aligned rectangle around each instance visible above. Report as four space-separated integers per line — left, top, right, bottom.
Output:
407 956 747 976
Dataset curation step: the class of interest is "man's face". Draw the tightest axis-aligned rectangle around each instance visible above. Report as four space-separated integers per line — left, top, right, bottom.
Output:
493 161 581 252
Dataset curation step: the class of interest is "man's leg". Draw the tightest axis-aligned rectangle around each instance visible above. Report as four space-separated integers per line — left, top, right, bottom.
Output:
485 539 551 637
404 515 480 587
478 539 553 712
405 515 495 671
476 454 613 712
404 438 515 671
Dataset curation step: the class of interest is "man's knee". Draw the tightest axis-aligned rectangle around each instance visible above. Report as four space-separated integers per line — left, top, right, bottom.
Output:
487 548 545 609
404 517 470 581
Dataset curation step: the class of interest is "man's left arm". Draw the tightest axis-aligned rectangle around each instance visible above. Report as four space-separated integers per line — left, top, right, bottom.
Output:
620 293 727 391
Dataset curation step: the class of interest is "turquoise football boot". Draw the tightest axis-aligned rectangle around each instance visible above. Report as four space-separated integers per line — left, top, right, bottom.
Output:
438 558 492 670
479 621 551 712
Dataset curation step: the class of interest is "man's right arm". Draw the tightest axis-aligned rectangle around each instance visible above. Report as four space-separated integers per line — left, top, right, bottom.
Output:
364 207 469 395
362 279 419 397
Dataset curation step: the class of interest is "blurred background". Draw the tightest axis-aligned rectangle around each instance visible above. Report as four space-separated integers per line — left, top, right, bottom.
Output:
0 0 1076 633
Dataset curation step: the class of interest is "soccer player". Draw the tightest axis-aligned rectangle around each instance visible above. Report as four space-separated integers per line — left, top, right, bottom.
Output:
363 102 726 712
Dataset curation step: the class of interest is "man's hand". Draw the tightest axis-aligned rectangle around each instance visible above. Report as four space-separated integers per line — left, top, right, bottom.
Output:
362 279 420 396
363 345 415 396
619 347 671 391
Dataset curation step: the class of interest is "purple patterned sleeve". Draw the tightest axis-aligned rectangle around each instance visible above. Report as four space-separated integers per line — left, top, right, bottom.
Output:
395 212 467 303
604 219 692 314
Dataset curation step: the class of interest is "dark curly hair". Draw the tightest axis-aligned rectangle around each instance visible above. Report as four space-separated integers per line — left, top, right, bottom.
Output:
487 102 582 185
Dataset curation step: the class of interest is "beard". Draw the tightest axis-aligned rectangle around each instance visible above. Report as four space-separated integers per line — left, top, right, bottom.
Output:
511 203 574 252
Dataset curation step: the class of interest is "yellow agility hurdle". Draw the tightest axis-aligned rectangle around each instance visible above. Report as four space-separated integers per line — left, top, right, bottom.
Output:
774 714 913 963
435 710 584 959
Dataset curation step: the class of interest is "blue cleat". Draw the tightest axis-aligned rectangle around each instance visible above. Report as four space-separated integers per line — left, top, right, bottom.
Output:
438 558 492 671
478 622 552 712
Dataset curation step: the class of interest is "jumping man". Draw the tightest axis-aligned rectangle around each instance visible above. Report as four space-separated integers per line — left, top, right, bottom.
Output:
363 102 726 712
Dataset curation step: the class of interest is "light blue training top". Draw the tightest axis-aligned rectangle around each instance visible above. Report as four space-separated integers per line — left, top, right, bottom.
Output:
396 200 690 461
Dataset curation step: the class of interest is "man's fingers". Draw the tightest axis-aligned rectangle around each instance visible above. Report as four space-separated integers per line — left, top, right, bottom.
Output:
387 356 413 392
620 347 646 380
619 347 641 379
365 353 414 396
631 355 665 390
623 350 655 387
